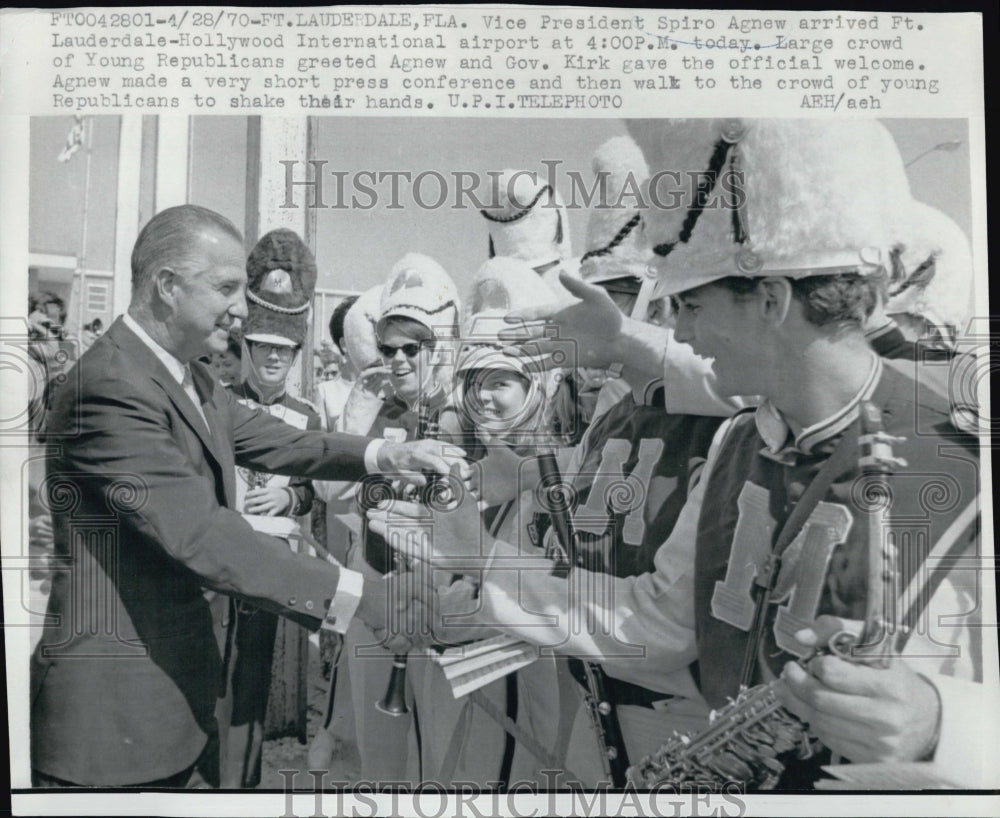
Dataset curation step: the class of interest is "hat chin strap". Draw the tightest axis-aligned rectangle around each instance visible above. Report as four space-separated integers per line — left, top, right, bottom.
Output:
526 255 563 274
246 288 310 314
630 275 657 321
242 339 293 405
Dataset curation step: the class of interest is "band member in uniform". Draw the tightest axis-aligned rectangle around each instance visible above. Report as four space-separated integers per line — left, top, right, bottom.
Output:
372 120 991 789
434 140 733 785
552 136 730 782
345 254 474 784
623 118 985 788
219 229 323 788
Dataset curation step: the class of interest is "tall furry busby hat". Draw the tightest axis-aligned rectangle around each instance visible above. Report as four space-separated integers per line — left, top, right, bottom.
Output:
342 285 384 371
378 253 460 340
887 201 974 333
481 168 572 271
580 136 655 289
243 228 317 347
626 119 913 296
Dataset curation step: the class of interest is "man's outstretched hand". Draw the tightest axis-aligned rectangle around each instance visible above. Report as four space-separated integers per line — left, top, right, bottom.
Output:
366 465 493 572
500 270 626 370
355 570 435 653
376 439 470 487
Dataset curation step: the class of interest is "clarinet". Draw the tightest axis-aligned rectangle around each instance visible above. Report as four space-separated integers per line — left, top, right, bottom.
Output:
373 485 411 717
375 405 452 718
628 401 905 789
537 450 632 788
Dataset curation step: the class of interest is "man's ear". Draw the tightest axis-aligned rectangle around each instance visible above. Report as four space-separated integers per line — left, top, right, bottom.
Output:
757 277 793 325
153 267 179 306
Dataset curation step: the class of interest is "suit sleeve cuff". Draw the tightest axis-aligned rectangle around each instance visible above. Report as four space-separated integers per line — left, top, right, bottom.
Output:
364 438 386 473
321 567 365 634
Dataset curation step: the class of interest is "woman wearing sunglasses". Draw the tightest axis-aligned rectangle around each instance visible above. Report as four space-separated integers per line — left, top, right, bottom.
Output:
342 253 477 785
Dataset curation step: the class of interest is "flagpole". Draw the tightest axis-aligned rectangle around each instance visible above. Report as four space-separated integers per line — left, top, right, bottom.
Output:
77 117 92 338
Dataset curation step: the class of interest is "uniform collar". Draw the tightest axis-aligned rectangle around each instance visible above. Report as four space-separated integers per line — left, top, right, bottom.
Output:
755 353 883 456
241 376 286 406
406 382 447 414
122 312 186 386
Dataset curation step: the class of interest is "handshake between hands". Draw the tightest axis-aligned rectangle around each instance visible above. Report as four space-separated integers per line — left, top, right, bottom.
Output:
356 465 494 653
366 464 495 571
355 566 495 653
357 458 554 651
355 567 437 654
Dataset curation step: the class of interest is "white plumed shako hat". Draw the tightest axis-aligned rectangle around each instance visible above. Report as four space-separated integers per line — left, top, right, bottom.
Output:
626 118 914 297
459 256 565 373
481 168 572 271
886 201 974 333
580 135 655 289
342 285 385 371
377 253 460 340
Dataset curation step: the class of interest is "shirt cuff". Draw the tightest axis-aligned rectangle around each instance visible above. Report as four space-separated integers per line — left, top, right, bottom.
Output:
283 486 299 516
321 566 365 634
922 672 991 787
364 438 386 473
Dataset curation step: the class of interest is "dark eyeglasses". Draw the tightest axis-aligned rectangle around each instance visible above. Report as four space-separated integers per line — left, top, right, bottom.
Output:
378 342 423 359
250 342 297 359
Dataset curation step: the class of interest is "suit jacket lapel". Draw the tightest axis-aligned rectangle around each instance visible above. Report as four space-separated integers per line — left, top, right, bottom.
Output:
191 362 236 506
108 319 228 487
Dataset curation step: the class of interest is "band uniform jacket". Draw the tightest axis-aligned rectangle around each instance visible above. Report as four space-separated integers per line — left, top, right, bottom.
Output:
30 317 370 786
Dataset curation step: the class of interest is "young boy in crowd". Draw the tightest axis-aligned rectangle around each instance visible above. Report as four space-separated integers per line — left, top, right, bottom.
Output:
219 229 321 788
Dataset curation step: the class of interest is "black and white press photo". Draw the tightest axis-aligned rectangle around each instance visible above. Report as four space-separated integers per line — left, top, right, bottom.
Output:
1 6 995 818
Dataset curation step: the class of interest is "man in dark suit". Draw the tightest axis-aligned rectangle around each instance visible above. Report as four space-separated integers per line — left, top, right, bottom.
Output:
30 205 457 787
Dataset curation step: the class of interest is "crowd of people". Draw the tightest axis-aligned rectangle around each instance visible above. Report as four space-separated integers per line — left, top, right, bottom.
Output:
27 118 991 793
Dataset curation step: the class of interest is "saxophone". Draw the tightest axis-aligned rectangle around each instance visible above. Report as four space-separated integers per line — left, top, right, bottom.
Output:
628 401 905 789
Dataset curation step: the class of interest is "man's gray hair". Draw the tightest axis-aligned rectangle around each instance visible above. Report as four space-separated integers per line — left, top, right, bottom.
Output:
131 205 242 291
